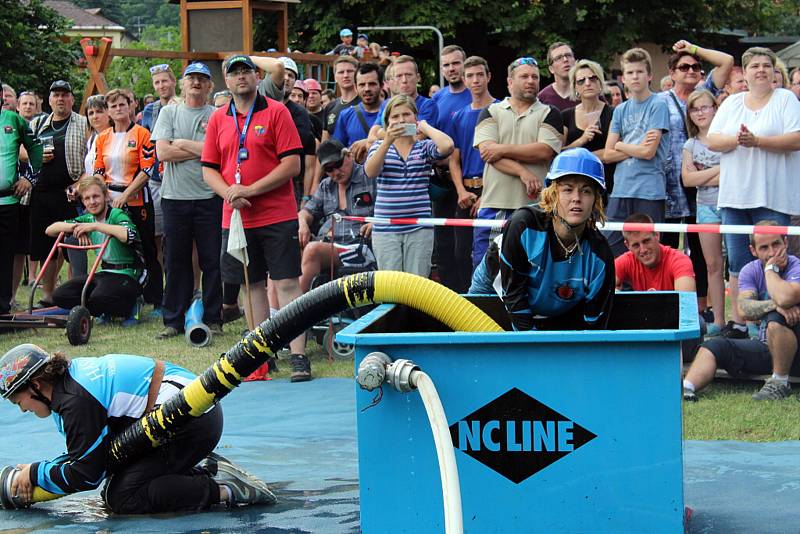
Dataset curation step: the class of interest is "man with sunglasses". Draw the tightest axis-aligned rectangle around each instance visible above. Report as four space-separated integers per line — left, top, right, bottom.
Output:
297 139 376 293
657 40 733 327
141 63 180 289
538 42 577 111
201 55 309 382
472 56 563 267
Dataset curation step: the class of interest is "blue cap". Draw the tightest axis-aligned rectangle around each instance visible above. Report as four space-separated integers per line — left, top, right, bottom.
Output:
358 33 368 41
544 148 605 191
183 62 211 78
340 28 353 37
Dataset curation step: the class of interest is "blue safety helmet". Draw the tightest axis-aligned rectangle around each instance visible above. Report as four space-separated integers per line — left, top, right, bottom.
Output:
0 344 50 399
544 147 605 191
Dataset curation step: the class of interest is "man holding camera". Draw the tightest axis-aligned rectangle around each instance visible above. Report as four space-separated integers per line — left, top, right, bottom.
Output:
28 80 87 306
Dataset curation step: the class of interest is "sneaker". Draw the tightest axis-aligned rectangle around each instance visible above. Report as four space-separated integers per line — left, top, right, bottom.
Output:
683 387 698 402
208 452 277 507
290 353 312 382
720 321 748 340
209 323 223 336
121 299 142 328
752 379 791 401
156 326 180 340
148 307 163 319
222 306 244 324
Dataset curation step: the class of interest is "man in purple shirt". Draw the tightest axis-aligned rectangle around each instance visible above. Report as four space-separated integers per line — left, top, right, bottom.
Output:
537 42 577 111
683 223 800 401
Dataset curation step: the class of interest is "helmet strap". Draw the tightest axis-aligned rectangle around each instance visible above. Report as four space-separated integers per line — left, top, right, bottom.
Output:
29 383 51 408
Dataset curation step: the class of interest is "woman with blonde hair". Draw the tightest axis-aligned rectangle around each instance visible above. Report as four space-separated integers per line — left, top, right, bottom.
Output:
470 148 614 331
562 59 615 198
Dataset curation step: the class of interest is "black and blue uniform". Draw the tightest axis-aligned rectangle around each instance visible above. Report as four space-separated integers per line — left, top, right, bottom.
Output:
28 354 222 514
500 206 614 331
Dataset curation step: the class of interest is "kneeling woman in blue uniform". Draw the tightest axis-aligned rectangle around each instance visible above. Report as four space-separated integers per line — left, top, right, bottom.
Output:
0 344 273 513
474 148 614 330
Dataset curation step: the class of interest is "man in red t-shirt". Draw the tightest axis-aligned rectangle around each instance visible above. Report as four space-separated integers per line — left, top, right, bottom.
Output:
201 55 311 382
615 213 696 292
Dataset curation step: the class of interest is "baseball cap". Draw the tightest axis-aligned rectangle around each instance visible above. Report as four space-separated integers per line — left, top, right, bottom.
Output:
49 80 72 93
183 62 211 78
358 33 368 41
317 139 346 167
225 55 256 74
340 28 353 37
280 57 299 77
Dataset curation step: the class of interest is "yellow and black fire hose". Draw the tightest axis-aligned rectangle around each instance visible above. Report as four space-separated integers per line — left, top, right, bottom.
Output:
1 271 502 509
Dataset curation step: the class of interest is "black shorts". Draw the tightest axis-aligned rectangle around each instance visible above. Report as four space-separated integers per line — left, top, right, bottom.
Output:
14 203 30 254
29 189 78 261
221 219 301 284
703 334 800 377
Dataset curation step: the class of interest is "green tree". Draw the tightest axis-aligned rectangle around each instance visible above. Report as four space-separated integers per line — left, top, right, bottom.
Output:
73 0 179 34
103 26 182 98
0 0 83 99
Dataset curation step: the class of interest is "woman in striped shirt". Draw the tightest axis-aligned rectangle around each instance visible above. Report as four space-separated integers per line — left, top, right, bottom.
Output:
365 95 454 276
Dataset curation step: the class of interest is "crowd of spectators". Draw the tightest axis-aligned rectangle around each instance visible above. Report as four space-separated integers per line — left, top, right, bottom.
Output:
2 30 800 394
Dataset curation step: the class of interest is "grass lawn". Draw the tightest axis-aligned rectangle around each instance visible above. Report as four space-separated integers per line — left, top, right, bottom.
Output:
4 278 800 442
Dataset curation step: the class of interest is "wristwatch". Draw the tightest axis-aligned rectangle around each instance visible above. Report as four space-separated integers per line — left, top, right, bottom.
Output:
765 263 780 274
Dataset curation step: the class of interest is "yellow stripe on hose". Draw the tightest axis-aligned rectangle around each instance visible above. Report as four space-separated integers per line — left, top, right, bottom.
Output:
372 271 503 333
32 487 61 503
183 380 217 417
142 418 160 447
217 357 243 387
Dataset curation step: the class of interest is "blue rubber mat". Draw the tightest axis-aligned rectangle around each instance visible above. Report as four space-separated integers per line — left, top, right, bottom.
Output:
0 377 797 533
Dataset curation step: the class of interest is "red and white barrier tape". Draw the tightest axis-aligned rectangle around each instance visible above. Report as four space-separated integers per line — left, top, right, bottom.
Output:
337 215 800 236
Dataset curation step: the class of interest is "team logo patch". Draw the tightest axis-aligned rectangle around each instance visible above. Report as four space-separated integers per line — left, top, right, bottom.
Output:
556 284 575 300
127 139 137 148
3 126 13 134
254 125 265 136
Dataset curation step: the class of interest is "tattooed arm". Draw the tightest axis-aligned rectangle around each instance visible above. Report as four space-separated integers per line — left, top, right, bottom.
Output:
737 289 777 321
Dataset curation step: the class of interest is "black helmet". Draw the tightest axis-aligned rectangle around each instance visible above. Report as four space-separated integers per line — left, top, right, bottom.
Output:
0 344 50 399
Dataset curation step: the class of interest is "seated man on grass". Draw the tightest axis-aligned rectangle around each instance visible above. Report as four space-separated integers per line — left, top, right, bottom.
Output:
683 223 800 401
297 139 376 293
45 175 145 325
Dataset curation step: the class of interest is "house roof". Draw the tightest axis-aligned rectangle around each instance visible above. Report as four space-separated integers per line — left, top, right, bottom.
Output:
43 0 125 30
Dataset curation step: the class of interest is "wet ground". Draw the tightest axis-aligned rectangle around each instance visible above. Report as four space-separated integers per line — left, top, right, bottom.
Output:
0 378 797 533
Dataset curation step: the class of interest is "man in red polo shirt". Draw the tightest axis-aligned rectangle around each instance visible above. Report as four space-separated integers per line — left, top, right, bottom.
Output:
201 54 311 382
615 213 696 292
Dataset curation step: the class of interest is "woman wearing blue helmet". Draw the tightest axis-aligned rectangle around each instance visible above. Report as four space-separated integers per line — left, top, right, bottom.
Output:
472 147 615 330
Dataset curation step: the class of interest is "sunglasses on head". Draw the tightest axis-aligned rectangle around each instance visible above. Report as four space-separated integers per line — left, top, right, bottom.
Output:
323 159 344 174
512 57 538 68
576 75 600 86
19 91 36 98
676 63 702 73
149 63 172 75
87 94 106 105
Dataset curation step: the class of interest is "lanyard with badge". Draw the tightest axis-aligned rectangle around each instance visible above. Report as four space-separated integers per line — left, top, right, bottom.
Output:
230 100 256 184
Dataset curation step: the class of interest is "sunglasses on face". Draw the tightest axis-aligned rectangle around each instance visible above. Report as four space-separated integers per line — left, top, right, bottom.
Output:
323 159 344 174
676 63 702 73
689 105 714 114
576 75 600 86
149 63 172 75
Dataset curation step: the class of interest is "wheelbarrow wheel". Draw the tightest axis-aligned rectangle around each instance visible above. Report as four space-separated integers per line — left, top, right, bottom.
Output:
323 325 354 359
66 306 92 345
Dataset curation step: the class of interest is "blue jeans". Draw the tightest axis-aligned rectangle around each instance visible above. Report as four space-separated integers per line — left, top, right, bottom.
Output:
720 207 790 275
472 208 511 269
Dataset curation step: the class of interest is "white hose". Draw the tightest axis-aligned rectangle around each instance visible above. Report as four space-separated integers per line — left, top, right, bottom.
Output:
411 371 463 534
